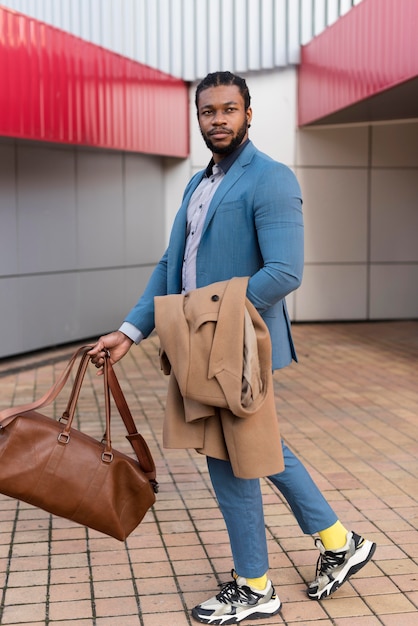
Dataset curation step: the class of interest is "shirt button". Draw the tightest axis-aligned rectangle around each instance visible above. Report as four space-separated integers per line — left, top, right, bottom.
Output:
211 295 220 302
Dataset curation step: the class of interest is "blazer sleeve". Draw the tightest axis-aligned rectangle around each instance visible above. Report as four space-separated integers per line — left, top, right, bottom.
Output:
122 249 169 338
246 160 304 313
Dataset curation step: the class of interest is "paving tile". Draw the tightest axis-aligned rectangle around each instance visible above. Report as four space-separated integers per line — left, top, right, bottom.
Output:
0 603 46 624
350 575 401 596
139 590 185 614
6 569 49 587
136 575 178 596
320 596 373 618
377 559 418 576
389 573 418 593
142 612 191 626
6 555 49 572
48 566 96 586
94 595 140 617
85 563 133 582
280 598 329 621
3 585 47 606
48 599 94 621
0 322 416 625
95 618 141 626
380 615 418 626
406 590 418 606
333 618 382 625
50 621 94 626
365 592 417 615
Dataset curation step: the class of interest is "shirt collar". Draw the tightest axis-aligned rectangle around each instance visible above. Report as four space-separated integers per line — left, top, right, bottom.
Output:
205 139 250 177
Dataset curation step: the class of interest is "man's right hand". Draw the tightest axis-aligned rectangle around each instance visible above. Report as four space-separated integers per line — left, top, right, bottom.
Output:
88 331 134 373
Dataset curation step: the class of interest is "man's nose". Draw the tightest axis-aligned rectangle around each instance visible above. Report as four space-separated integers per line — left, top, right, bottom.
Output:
212 111 226 124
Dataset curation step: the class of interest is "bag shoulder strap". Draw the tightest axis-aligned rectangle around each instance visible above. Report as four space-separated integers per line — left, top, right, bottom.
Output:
106 360 157 486
0 347 158 490
0 345 89 426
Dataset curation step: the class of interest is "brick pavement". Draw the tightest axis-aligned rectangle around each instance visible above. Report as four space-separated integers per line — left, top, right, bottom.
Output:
0 321 417 626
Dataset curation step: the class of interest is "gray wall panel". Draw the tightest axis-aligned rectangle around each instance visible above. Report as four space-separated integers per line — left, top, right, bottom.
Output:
124 154 165 265
0 140 168 358
17 146 77 274
76 151 125 269
0 279 21 355
295 120 418 322
19 272 79 351
370 265 418 319
371 170 418 263
77 268 131 338
0 143 18 275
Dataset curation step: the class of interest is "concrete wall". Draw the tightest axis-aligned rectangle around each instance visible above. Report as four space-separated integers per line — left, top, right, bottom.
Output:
296 121 418 321
0 140 170 358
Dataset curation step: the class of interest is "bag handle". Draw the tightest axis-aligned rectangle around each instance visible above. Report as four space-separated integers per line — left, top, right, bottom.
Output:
55 350 113 461
61 350 157 484
58 349 117 460
0 346 158 489
60 348 93 423
0 345 90 426
57 349 157 485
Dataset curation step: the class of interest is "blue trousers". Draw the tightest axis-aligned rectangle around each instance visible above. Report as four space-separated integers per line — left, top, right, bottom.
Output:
207 441 337 578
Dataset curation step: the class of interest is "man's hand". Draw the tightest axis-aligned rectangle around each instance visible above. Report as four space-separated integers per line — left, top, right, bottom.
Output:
88 331 133 374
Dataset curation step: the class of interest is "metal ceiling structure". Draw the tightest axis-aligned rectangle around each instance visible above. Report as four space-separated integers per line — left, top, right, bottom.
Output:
0 5 189 155
298 0 418 126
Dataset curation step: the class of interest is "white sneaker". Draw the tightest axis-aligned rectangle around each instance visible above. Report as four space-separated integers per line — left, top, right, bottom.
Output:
307 531 377 600
191 569 281 624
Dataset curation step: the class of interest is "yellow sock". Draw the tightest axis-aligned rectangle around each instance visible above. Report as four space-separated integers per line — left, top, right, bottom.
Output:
245 574 268 590
319 521 349 551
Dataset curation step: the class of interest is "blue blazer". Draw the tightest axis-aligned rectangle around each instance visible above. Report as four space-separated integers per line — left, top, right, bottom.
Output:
125 141 304 370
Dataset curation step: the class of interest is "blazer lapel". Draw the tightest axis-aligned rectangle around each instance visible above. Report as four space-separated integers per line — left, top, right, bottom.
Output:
201 143 256 237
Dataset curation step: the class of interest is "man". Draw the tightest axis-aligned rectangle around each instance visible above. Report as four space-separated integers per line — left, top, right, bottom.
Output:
89 71 376 624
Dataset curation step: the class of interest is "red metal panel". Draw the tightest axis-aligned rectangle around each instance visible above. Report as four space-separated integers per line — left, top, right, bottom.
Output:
298 0 418 126
0 6 189 157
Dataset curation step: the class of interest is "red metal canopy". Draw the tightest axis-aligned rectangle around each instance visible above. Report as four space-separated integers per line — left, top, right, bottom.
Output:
298 0 418 126
0 6 189 157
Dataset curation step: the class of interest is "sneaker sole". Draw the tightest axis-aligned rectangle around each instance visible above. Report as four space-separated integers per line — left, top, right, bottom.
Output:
191 596 282 624
308 540 377 601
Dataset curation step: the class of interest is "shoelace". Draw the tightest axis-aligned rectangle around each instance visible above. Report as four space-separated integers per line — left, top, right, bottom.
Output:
314 539 346 576
216 579 241 604
216 578 261 605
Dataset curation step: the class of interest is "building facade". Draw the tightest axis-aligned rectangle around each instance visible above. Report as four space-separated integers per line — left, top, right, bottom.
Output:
0 0 417 358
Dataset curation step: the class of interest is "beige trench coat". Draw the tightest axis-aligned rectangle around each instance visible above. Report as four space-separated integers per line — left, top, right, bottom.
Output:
154 277 284 479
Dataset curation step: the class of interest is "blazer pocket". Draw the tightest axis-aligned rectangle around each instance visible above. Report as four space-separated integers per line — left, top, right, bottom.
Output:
216 201 244 213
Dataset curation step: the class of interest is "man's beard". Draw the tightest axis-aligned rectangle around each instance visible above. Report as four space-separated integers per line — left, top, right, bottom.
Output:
201 119 248 155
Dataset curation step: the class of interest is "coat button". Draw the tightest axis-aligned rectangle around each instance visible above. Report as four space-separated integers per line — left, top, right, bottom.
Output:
211 294 219 302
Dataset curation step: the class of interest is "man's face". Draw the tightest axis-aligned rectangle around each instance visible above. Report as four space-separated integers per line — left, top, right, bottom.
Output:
197 85 252 160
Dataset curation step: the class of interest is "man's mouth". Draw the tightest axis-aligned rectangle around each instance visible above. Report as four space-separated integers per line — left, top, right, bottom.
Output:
209 130 232 137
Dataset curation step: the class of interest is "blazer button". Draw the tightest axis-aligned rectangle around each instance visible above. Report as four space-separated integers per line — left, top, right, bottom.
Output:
211 294 219 302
